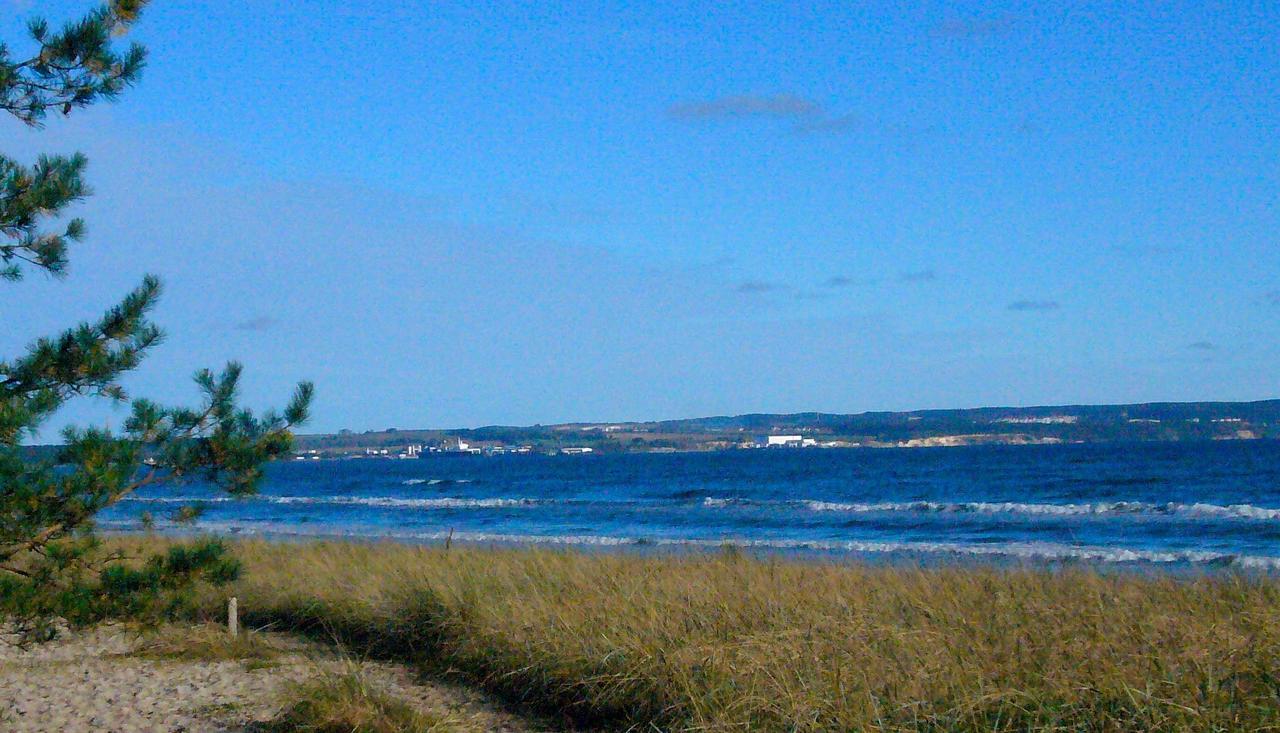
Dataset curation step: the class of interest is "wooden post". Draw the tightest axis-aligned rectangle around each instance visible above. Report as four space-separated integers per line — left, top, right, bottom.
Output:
227 596 239 637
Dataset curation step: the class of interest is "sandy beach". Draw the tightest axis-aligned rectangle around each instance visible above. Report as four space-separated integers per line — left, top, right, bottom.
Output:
0 624 540 732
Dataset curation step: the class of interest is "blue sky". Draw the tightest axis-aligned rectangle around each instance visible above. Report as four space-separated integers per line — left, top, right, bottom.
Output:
3 0 1278 434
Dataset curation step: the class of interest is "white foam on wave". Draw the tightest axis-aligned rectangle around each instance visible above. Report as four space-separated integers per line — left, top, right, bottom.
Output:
700 497 1280 521
800 500 1159 516
99 519 1280 570
130 494 1280 522
1182 502 1280 520
409 530 640 546
125 495 537 509
402 535 1280 569
402 478 473 486
701 497 745 508
125 496 236 504
276 496 536 509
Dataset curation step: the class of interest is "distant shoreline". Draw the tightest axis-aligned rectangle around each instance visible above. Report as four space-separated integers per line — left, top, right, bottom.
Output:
289 399 1280 459
22 399 1279 460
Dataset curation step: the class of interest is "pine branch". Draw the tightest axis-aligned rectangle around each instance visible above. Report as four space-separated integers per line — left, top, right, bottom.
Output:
0 0 315 644
0 2 150 126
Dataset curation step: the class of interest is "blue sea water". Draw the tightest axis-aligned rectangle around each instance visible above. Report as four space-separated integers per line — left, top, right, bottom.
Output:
107 441 1280 570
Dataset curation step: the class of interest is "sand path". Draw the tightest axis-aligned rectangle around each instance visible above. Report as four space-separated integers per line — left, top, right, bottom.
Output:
0 625 543 732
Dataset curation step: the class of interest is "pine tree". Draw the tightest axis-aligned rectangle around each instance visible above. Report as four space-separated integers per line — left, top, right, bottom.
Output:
1 1 313 642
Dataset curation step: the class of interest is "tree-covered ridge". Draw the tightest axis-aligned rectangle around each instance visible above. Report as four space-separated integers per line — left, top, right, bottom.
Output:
1 1 312 643
288 399 1280 456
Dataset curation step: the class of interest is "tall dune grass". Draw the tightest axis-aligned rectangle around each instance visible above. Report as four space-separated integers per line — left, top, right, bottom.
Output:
174 539 1280 731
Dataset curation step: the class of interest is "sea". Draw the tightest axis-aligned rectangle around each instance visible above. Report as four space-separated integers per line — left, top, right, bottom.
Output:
106 440 1280 571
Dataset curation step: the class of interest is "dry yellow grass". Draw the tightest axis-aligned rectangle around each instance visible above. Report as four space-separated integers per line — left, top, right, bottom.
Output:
261 662 460 733
123 622 280 663
153 538 1280 731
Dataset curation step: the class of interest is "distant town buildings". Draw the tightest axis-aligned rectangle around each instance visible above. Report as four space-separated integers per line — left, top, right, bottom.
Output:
287 405 1274 461
995 415 1079 425
756 435 818 448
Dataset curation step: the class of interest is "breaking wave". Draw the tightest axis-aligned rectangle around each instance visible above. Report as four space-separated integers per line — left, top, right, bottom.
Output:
99 519 1280 570
274 496 535 508
126 494 1280 521
701 497 1280 521
126 495 538 509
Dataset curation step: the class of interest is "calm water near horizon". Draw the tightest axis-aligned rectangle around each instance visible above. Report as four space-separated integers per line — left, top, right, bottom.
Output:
107 441 1280 570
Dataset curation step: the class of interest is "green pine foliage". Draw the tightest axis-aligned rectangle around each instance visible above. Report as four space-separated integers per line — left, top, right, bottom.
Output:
0 2 314 643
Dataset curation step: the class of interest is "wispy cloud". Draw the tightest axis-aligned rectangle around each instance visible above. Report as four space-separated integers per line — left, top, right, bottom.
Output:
1007 300 1060 312
1187 341 1217 351
900 269 936 282
234 315 277 332
734 281 787 294
667 94 822 121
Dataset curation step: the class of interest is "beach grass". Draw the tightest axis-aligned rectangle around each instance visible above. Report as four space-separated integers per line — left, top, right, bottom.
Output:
260 663 458 733
133 538 1280 731
123 622 281 663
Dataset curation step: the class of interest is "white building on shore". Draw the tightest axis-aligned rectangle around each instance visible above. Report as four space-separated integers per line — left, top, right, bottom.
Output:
758 435 816 448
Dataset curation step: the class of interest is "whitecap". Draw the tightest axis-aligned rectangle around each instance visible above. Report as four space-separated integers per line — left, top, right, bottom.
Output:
100 519 1280 570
